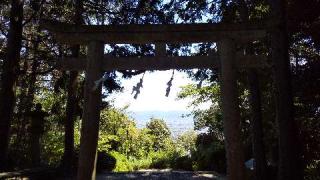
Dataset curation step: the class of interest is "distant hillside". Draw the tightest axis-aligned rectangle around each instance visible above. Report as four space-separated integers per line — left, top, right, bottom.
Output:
128 111 194 137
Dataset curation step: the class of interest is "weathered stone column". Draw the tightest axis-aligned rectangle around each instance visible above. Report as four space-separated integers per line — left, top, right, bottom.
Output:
218 39 245 180
77 41 104 180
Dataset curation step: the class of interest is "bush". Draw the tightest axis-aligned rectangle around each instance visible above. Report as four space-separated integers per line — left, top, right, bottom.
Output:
96 151 116 172
172 155 193 171
146 118 171 151
305 160 320 180
130 158 152 170
149 151 173 169
193 133 226 173
110 151 133 172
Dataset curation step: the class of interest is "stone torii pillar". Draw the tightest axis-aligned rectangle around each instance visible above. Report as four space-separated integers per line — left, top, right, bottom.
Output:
77 41 104 180
219 38 245 180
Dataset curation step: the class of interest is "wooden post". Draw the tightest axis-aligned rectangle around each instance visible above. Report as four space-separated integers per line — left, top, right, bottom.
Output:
218 39 245 180
77 41 104 180
155 43 166 57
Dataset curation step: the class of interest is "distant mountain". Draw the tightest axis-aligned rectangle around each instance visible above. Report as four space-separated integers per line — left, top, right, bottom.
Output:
128 110 194 137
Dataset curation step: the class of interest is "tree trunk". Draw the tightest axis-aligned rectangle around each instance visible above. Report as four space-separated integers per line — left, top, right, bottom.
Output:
61 0 83 173
13 42 31 164
219 39 245 180
15 52 40 167
61 70 78 172
236 1 268 179
267 1 303 179
30 122 41 166
247 69 268 180
28 45 41 167
0 0 23 171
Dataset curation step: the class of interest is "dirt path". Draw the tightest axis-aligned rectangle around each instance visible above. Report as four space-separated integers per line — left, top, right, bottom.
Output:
96 169 225 180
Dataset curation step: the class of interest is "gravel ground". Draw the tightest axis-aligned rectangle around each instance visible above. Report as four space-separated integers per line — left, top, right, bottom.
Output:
96 169 225 180
1 169 225 179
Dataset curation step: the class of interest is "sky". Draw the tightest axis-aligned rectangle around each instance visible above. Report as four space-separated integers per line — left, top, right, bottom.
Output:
106 70 196 112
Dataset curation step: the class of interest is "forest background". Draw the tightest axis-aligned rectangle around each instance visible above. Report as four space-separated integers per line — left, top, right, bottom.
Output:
0 0 319 179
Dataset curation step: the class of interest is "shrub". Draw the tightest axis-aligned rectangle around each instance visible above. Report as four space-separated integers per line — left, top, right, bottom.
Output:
146 118 171 151
130 158 152 170
172 155 193 171
193 133 226 173
96 151 116 172
110 151 133 172
305 160 320 180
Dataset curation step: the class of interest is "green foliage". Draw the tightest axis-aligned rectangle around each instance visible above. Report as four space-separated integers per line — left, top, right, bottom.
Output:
178 83 220 106
34 89 70 167
130 128 154 158
94 108 201 172
41 130 64 166
34 102 226 173
110 151 134 172
175 130 197 156
1 1 319 179
98 134 119 152
178 83 224 139
99 107 153 159
192 133 226 173
97 108 178 171
146 118 171 151
149 151 174 169
130 158 153 170
304 160 320 180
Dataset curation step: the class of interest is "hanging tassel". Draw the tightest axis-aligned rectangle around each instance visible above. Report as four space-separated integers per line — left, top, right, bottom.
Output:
132 73 145 99
92 73 108 91
197 79 204 89
165 70 175 97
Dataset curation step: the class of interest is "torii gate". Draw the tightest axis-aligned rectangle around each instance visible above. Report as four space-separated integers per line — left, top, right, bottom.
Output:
42 20 267 180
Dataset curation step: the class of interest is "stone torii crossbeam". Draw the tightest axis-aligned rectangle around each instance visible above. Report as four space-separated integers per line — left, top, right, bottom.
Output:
41 20 268 180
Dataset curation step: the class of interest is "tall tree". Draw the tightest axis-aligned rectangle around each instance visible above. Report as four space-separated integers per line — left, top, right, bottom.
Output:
267 0 303 179
0 0 24 171
236 1 268 180
61 0 84 174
